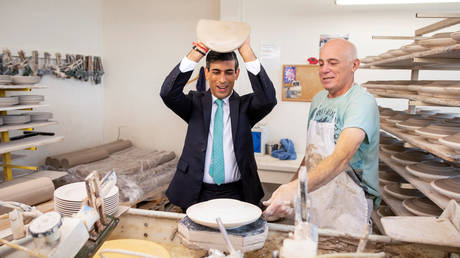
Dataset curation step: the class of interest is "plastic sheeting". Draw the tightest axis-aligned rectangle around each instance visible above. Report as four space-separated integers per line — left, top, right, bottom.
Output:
67 147 177 204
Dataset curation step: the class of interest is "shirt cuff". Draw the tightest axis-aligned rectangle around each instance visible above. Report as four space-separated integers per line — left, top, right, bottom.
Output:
245 59 261 75
179 56 197 73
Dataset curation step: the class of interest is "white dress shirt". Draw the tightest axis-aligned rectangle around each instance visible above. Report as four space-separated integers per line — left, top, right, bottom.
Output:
179 56 261 184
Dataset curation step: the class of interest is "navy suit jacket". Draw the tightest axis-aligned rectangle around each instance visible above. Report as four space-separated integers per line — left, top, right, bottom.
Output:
160 63 277 210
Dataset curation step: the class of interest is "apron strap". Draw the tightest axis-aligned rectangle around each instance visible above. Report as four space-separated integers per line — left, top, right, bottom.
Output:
345 166 368 194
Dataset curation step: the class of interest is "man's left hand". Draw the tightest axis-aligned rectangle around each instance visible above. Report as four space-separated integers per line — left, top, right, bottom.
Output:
238 36 256 62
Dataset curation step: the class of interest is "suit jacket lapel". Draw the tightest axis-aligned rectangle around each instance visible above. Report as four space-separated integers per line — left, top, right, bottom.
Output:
229 91 240 144
202 90 212 137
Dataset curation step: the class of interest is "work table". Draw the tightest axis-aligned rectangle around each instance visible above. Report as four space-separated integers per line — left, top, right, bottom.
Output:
255 154 304 184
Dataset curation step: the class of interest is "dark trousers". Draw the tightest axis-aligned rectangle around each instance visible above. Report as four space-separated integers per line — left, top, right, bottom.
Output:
199 180 243 202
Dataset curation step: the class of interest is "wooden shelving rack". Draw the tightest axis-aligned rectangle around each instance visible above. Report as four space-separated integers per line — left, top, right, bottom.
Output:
362 13 460 216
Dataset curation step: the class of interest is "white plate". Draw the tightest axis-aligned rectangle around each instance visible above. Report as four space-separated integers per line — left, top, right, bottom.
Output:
12 76 40 85
186 198 261 229
196 19 250 53
54 182 118 202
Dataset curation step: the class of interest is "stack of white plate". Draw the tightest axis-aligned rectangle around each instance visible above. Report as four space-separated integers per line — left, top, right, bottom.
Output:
13 95 44 105
11 75 40 85
54 182 119 217
0 96 19 107
0 75 13 85
26 112 53 121
1 114 31 125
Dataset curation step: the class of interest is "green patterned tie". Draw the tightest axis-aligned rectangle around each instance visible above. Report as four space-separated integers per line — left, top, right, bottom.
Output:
210 99 225 185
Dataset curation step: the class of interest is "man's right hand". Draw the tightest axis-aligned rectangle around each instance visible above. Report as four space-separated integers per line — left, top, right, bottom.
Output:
262 180 297 221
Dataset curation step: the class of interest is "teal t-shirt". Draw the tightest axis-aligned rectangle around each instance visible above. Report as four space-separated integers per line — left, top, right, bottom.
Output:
308 84 381 207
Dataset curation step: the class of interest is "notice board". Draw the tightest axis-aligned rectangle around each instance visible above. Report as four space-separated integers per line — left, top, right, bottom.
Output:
282 64 323 102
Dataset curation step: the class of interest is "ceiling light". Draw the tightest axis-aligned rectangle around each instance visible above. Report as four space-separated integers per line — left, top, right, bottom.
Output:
336 0 460 5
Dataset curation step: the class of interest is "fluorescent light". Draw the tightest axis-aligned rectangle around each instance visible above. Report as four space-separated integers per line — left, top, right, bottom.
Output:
336 0 460 5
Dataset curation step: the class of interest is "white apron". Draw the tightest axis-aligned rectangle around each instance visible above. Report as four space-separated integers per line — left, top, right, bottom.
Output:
304 98 368 235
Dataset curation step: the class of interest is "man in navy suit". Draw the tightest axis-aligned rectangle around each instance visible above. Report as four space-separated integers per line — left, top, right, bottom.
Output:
160 38 277 211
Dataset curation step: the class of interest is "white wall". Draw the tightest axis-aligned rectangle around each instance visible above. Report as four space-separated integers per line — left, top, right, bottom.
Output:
241 1 460 154
0 0 105 167
102 0 460 157
4 0 459 167
102 0 219 153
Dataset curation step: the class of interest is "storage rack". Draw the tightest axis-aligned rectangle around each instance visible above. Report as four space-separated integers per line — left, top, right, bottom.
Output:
360 14 460 216
0 84 63 181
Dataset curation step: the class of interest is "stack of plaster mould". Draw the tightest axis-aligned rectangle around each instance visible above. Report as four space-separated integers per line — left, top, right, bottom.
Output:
178 217 268 252
46 140 177 205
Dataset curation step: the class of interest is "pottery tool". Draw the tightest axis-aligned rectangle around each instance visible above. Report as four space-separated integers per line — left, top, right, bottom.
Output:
279 167 318 258
215 217 243 258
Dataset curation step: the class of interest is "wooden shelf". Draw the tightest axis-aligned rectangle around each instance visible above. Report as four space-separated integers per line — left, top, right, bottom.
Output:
0 121 57 132
360 44 460 70
380 123 460 163
0 135 63 155
0 104 48 112
380 188 413 216
0 85 47 90
369 91 460 107
380 152 455 210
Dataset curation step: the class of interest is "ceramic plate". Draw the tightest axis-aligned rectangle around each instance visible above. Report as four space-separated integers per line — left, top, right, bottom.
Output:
381 144 407 155
452 31 460 41
396 119 432 132
431 177 460 200
419 38 457 48
54 182 118 202
415 124 460 141
429 113 458 120
388 49 407 57
391 150 435 166
186 198 261 229
432 32 453 38
386 113 419 123
418 85 460 96
379 170 407 185
405 162 458 181
196 19 250 53
361 56 378 64
384 184 423 200
402 197 442 217
11 76 40 85
376 205 394 217
439 132 460 153
401 44 429 53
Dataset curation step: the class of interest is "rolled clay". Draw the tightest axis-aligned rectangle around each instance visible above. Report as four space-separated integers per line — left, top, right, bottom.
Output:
61 148 109 169
45 140 132 168
101 140 132 154
0 177 54 214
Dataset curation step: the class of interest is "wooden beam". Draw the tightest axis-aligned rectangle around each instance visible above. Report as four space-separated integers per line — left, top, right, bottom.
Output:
415 18 460 36
414 57 460 64
372 36 426 40
416 13 460 18
408 100 436 106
